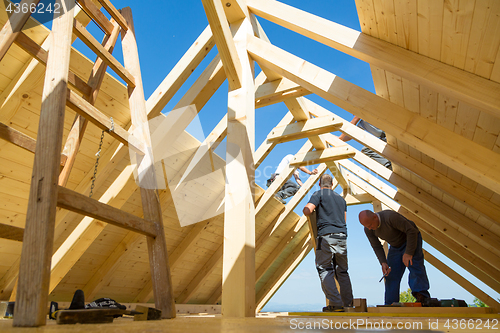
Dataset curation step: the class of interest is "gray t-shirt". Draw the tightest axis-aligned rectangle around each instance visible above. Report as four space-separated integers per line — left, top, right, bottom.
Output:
308 188 347 237
364 210 419 265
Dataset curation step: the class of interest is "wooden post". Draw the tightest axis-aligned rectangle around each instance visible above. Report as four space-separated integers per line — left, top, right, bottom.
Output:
13 0 74 327
222 18 256 318
120 7 175 319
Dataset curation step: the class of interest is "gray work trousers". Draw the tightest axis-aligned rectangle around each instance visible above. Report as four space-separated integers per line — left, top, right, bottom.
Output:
361 146 392 170
315 234 353 307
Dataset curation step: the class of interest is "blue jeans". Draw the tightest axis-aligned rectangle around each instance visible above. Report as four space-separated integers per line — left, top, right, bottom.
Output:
384 233 430 304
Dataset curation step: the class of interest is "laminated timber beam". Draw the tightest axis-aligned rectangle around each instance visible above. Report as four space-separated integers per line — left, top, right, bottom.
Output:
121 7 174 319
341 160 500 271
303 98 500 226
266 115 342 143
14 3 75 326
255 77 310 108
422 249 500 310
56 186 157 237
201 0 242 90
247 36 500 195
289 146 355 167
0 223 24 242
345 171 500 289
0 0 40 61
246 0 500 120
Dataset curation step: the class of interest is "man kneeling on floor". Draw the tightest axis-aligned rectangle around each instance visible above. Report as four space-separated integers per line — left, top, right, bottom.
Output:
359 210 431 304
303 174 353 312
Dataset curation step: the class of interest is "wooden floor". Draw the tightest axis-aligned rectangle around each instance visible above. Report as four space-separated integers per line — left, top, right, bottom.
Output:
1 312 499 332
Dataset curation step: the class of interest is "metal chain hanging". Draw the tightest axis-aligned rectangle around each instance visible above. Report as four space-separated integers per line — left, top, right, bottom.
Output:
89 118 114 198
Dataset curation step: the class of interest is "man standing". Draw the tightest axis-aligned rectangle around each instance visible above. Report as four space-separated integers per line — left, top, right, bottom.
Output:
359 210 430 304
303 174 353 312
267 154 318 204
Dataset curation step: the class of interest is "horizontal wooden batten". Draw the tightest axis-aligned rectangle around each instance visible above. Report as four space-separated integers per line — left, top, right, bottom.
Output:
267 115 341 143
103 0 129 31
0 122 67 166
290 146 355 167
0 223 24 242
255 78 310 108
14 32 92 96
73 20 136 87
75 0 114 35
65 89 146 155
56 186 157 238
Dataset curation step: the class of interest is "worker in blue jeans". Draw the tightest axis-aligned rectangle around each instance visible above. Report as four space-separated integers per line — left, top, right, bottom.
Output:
359 210 430 304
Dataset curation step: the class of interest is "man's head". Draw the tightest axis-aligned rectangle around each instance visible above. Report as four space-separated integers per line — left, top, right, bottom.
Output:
319 174 333 188
359 210 379 230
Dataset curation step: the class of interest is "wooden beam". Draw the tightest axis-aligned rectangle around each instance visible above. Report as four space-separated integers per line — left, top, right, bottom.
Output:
0 258 20 300
99 0 128 31
146 25 214 117
201 0 242 90
267 115 342 143
65 89 146 155
56 186 157 237
221 18 255 317
290 146 355 167
121 6 175 319
247 0 500 119
0 0 40 61
223 0 249 23
176 245 223 303
13 2 74 327
73 20 136 87
0 223 24 242
255 78 310 108
256 234 313 312
247 36 500 195
14 32 92 96
423 249 500 310
303 98 500 226
75 0 114 35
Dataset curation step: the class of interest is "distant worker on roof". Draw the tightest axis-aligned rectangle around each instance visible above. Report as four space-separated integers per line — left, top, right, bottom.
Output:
339 116 392 170
267 154 318 204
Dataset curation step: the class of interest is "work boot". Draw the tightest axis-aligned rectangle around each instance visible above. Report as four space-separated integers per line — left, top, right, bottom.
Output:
322 305 344 312
413 292 427 304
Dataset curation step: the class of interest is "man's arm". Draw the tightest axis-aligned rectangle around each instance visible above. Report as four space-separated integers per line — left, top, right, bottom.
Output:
338 116 361 142
303 203 316 216
293 172 304 187
364 228 388 265
298 166 318 175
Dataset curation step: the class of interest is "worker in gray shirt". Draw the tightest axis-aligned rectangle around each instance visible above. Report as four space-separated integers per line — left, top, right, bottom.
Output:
359 210 430 304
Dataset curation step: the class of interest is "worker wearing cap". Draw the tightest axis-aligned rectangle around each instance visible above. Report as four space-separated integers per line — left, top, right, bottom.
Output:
359 210 430 304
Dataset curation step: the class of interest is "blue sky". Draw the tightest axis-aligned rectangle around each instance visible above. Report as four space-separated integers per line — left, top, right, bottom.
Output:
57 0 499 310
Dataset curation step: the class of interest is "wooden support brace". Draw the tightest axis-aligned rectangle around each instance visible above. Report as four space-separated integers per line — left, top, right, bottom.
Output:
290 146 355 167
98 0 129 31
73 20 136 87
0 223 24 242
267 115 342 143
13 1 74 326
255 77 310 108
56 186 157 237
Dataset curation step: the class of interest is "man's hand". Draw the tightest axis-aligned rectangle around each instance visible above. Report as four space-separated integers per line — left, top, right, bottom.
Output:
381 263 391 276
402 254 413 267
311 168 318 175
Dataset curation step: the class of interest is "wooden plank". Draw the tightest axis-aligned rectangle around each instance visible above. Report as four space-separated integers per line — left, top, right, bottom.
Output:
267 115 342 143
76 0 114 35
201 0 242 90
101 0 129 31
73 20 136 87
0 121 36 153
246 36 500 195
423 249 500 310
246 0 500 119
56 186 157 237
14 32 92 96
304 99 500 225
222 0 249 23
65 89 146 155
0 0 40 61
289 147 355 167
255 78 310 108
121 6 175 319
0 223 24 242
13 2 74 327
221 18 255 318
